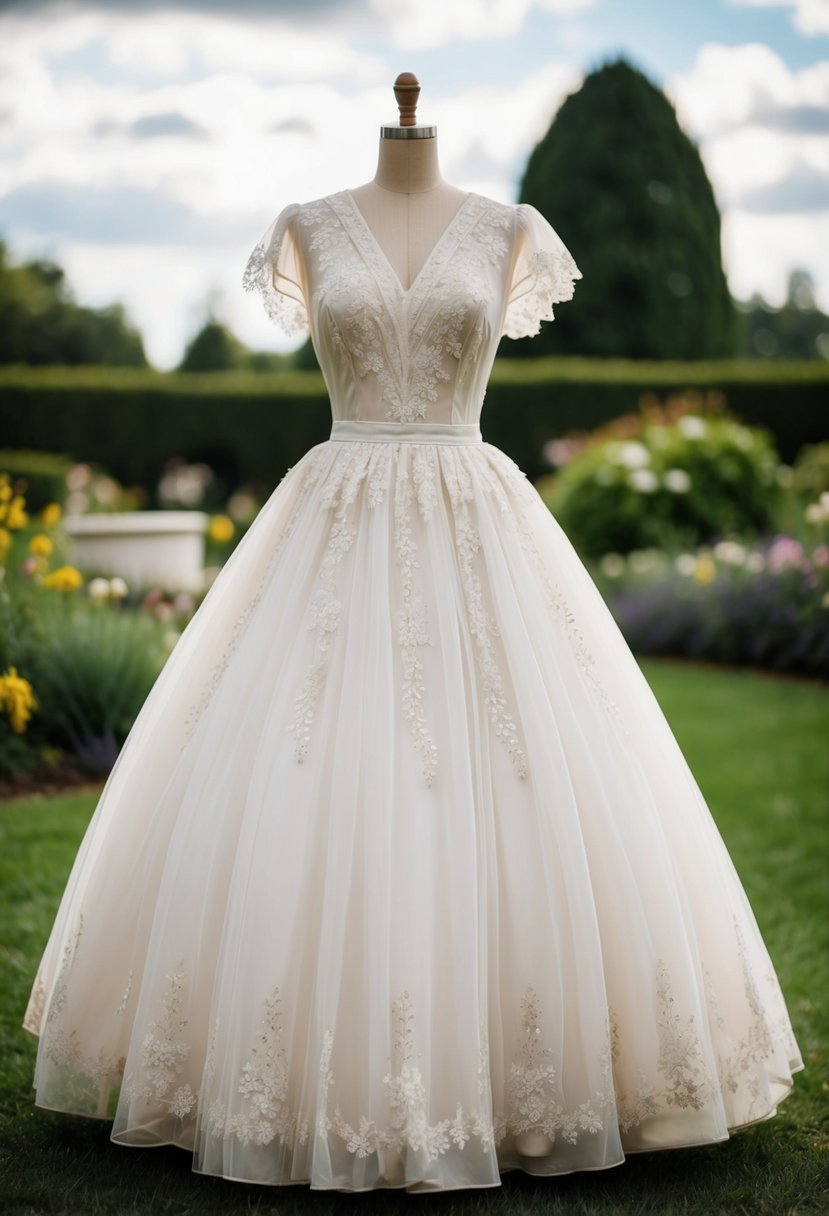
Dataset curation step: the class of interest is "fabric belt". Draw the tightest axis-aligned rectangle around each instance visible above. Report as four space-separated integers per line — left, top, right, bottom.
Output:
329 419 482 445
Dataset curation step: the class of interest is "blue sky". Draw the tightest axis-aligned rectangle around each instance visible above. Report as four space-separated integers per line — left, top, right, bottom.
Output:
0 0 827 368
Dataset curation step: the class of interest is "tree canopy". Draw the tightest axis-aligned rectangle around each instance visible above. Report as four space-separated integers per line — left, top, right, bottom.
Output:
502 57 738 360
0 239 148 366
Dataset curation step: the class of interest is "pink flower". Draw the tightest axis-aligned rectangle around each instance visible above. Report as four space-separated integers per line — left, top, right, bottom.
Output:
766 535 805 572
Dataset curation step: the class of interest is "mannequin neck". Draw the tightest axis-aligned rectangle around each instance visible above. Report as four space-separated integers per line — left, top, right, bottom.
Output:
373 134 443 193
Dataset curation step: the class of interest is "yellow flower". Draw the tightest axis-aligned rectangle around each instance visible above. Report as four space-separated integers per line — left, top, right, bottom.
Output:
3 496 28 530
0 526 11 557
42 564 84 591
693 554 716 585
41 501 62 526
0 666 38 733
0 483 11 503
209 514 235 543
28 533 54 557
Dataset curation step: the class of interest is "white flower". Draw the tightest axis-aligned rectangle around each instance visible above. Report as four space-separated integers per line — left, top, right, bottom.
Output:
675 554 697 576
664 468 691 493
628 468 659 493
88 577 110 600
805 494 829 525
108 576 128 598
678 415 706 439
599 553 626 578
615 441 651 469
629 548 662 574
746 552 765 572
713 539 746 565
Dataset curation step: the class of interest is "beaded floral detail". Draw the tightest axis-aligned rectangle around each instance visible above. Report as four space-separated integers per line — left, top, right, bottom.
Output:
124 961 198 1122
501 984 613 1144
206 987 310 1147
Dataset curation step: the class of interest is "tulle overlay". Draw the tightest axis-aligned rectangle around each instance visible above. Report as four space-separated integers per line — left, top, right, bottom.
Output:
24 428 803 1192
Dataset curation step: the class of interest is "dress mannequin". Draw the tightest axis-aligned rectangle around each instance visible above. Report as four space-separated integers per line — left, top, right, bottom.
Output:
348 73 469 292
353 74 556 1163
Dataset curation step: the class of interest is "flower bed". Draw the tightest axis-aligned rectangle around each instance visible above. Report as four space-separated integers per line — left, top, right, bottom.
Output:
591 530 829 678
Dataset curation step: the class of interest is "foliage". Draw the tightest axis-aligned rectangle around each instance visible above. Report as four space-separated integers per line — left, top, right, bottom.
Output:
31 601 168 774
178 320 250 373
538 393 781 557
591 526 829 678
738 270 829 361
0 451 74 513
1 358 825 495
507 58 737 360
0 239 148 367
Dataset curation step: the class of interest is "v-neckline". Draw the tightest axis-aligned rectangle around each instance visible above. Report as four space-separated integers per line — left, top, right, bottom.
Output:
339 188 476 297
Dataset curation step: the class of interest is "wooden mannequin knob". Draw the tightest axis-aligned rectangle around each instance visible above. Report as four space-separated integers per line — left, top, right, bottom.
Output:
393 72 420 127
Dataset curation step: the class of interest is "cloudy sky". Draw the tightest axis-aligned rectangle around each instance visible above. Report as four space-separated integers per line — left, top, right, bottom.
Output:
1 0 827 369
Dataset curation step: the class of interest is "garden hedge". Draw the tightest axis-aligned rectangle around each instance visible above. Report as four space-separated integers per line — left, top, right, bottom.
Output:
1 358 826 494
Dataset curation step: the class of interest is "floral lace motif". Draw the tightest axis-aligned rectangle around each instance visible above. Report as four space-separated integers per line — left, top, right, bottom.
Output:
31 908 793 1157
206 987 311 1147
394 459 438 785
181 447 329 746
502 206 582 341
37 916 126 1103
241 203 308 337
490 448 626 734
443 447 528 778
124 961 198 1121
286 448 362 762
303 192 515 424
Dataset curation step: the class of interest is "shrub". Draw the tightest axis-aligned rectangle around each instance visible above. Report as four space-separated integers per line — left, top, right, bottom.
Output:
538 393 781 558
32 601 168 774
592 533 829 677
0 450 74 513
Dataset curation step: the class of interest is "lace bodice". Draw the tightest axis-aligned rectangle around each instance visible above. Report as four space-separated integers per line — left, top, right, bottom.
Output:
243 189 582 425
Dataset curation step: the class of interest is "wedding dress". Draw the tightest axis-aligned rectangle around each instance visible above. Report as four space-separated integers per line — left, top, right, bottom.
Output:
23 188 804 1193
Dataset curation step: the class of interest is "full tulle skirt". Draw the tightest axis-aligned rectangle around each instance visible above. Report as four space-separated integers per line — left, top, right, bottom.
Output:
23 433 804 1192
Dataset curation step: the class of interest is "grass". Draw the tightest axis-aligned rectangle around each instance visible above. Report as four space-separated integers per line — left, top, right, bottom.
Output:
1 658 827 1215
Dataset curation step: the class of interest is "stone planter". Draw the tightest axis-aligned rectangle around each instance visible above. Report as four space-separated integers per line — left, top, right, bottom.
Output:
63 511 208 593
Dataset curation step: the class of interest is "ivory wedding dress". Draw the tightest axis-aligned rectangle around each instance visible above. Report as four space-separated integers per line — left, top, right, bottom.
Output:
23 189 804 1193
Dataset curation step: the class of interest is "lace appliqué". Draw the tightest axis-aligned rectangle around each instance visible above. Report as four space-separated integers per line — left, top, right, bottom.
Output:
286 451 361 763
318 192 511 424
394 458 438 786
206 987 310 1148
124 961 198 1122
181 447 329 747
492 449 626 734
37 916 126 1107
443 447 528 779
608 931 787 1134
242 204 308 337
504 984 613 1144
503 206 582 341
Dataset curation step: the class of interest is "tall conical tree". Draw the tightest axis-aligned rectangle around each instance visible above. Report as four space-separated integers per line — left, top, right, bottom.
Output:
504 58 737 359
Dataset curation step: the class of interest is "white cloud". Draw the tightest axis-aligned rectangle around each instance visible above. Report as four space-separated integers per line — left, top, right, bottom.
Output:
367 0 596 51
666 43 829 310
727 0 829 36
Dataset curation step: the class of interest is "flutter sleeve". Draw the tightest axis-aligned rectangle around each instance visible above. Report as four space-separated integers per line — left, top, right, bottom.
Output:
502 202 582 340
242 202 309 336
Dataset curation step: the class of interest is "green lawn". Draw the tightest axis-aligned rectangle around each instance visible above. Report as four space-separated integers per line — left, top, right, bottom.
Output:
1 658 827 1215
